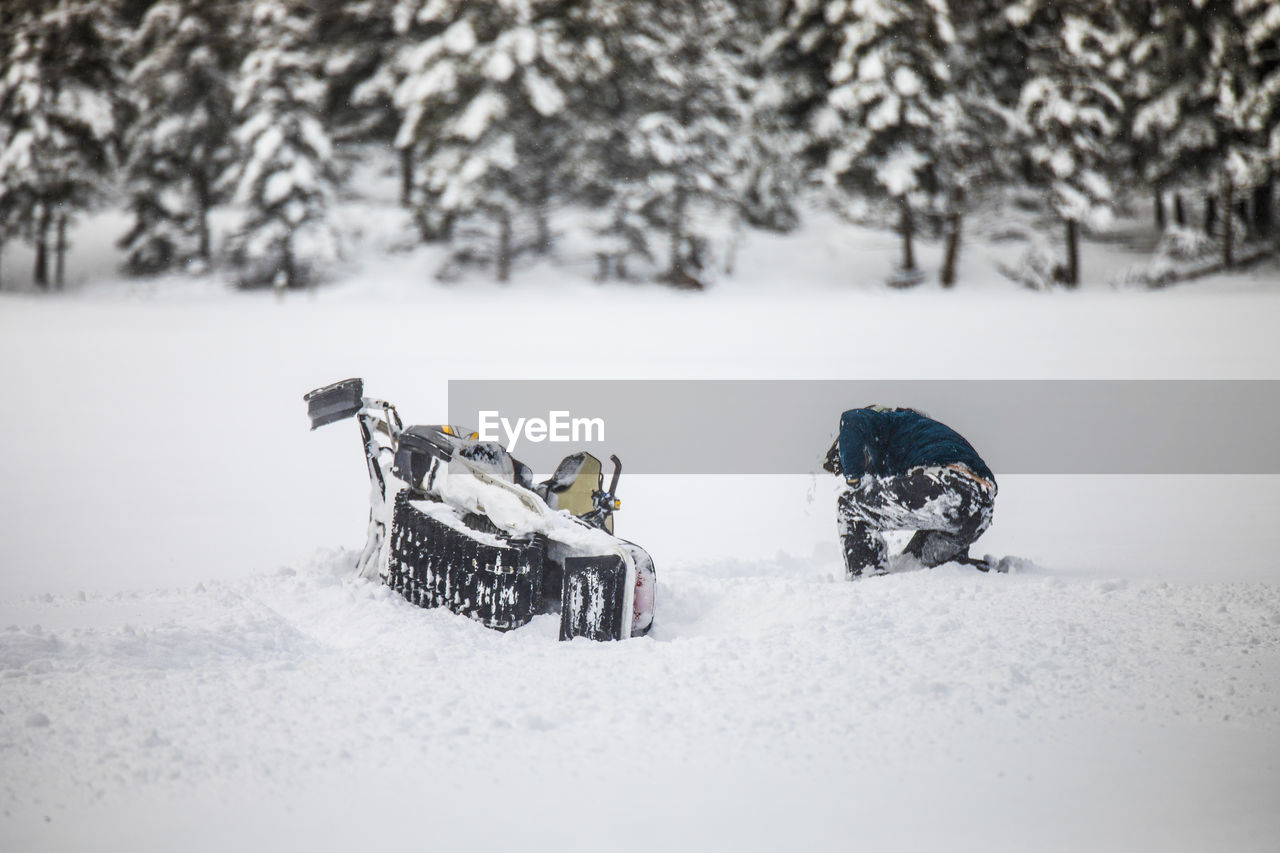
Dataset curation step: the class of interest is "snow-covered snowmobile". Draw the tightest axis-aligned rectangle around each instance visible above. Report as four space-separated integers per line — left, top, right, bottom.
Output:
304 378 655 641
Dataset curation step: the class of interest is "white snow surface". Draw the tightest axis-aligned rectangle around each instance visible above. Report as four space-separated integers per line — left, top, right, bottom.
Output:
1 203 1280 851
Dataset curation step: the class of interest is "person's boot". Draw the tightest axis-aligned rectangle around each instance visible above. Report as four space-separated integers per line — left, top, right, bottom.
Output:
906 529 995 571
954 552 994 571
903 530 928 560
842 530 887 579
903 530 970 568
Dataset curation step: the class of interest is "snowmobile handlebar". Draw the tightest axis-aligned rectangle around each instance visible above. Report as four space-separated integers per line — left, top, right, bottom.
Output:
586 454 624 521
607 454 622 496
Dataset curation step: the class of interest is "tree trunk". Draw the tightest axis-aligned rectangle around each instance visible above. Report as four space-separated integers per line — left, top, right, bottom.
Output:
54 212 67 289
668 184 687 281
33 204 51 289
534 176 552 256
940 189 964 288
419 210 455 244
1235 198 1251 240
399 146 414 208
898 195 915 272
1253 172 1273 235
1204 195 1217 235
1154 191 1165 230
1065 217 1080 287
724 209 743 277
281 236 296 291
1173 193 1186 227
193 168 212 262
534 207 551 256
1223 176 1234 270
496 209 511 283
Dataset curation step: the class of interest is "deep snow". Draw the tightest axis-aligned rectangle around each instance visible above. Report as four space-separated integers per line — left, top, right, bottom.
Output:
3 553 1278 852
1 205 1279 852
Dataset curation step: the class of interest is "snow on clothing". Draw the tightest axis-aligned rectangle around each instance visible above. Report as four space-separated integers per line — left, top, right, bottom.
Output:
836 466 995 577
826 408 996 578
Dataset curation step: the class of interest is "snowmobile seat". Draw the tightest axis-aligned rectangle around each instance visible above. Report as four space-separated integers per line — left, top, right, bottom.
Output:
454 440 538 489
397 425 537 491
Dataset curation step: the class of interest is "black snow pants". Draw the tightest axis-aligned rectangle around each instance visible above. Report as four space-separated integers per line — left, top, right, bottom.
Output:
837 465 995 578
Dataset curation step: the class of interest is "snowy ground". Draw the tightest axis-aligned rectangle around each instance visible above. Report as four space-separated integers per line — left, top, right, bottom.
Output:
1 206 1279 851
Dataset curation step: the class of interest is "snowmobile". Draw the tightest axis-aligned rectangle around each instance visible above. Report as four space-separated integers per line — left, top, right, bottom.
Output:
304 378 655 641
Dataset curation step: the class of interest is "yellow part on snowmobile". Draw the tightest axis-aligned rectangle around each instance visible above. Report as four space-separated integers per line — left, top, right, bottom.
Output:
552 453 601 518
542 453 611 533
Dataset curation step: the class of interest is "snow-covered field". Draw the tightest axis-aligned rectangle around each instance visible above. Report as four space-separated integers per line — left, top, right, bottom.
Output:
2 213 1279 851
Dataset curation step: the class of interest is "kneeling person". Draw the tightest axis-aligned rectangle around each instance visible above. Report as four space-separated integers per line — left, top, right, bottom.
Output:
824 406 996 578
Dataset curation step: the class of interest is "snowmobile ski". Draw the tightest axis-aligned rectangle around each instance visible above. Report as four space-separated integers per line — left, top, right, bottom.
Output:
304 377 365 430
561 555 632 641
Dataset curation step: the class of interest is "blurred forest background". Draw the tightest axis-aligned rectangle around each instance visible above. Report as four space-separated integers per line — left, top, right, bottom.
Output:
0 0 1278 290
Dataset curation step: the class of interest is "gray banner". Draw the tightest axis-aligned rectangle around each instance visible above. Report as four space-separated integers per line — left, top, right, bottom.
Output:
447 380 1280 475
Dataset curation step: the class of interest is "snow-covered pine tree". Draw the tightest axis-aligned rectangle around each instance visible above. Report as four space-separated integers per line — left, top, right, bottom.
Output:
390 0 602 281
224 0 340 289
0 0 125 288
360 1 457 212
310 0 420 210
810 0 962 283
1134 0 1263 266
554 2 647 281
951 0 1032 113
1013 0 1127 286
1125 0 1267 249
735 0 803 235
0 11 14 287
118 0 239 274
770 0 852 173
576 0 752 287
1204 0 1268 266
737 69 804 238
1239 0 1279 235
1126 0 1209 231
0 125 11 285
311 0 400 143
937 0 1020 286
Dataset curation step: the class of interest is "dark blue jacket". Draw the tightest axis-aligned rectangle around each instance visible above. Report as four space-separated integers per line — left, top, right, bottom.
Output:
835 408 995 484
